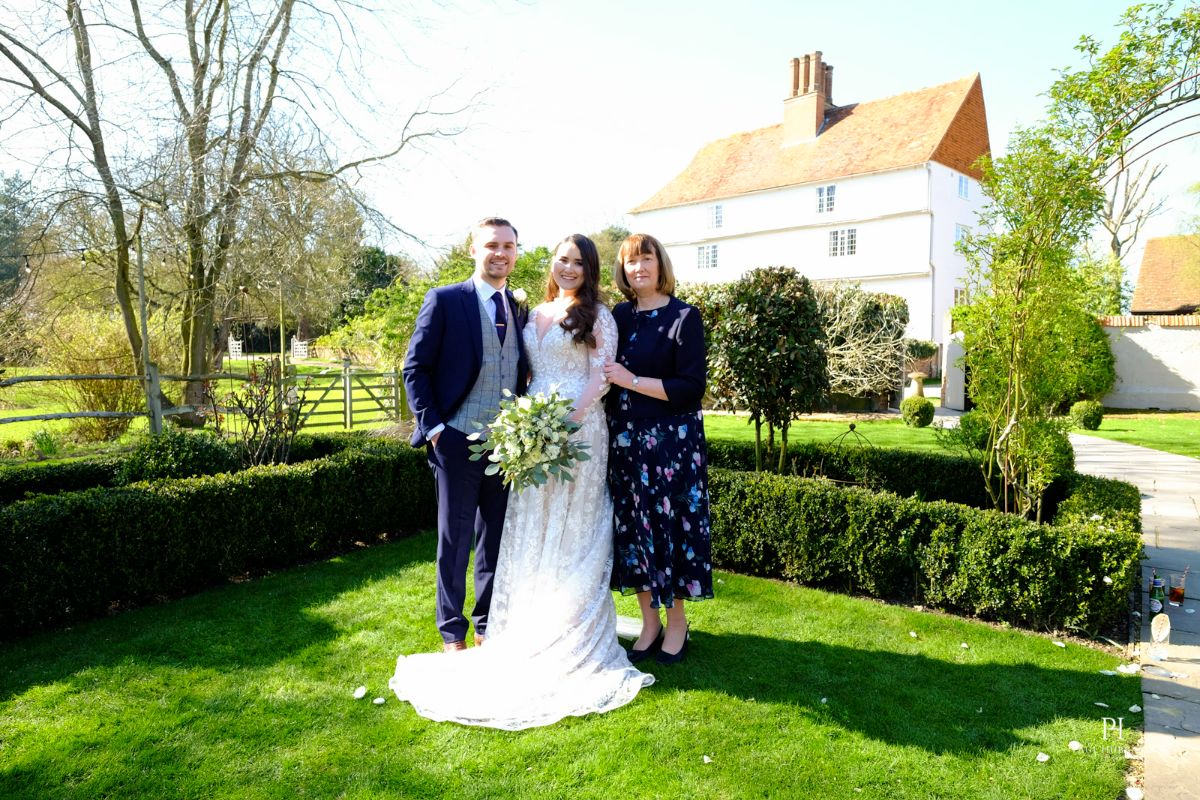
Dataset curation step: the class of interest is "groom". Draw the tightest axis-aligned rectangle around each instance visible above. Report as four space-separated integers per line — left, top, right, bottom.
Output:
404 217 529 652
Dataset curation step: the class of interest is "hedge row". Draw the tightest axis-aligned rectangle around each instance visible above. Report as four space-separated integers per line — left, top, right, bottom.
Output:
1 436 1143 638
0 431 370 506
705 438 996 509
708 469 1142 634
0 440 432 638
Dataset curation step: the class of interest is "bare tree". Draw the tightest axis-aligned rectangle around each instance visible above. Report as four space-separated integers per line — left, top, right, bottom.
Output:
0 1 469 413
815 282 908 402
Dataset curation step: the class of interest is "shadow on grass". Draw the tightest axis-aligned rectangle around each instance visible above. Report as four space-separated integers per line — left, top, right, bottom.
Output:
0 532 435 701
643 630 1143 754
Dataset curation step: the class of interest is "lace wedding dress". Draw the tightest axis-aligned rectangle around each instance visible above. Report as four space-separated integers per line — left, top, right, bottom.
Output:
389 302 653 729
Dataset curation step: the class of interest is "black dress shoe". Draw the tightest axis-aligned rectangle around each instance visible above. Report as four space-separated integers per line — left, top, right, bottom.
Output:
656 626 690 665
627 627 664 664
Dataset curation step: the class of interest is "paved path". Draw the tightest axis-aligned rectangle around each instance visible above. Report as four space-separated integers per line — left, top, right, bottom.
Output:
1071 434 1200 800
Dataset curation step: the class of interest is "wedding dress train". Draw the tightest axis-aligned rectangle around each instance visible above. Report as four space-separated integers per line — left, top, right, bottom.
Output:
389 303 653 729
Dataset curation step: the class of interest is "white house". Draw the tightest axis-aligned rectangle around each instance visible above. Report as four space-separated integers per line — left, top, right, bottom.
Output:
629 52 991 344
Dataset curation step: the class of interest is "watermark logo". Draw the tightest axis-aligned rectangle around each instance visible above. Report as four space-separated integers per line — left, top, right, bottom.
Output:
1102 717 1125 740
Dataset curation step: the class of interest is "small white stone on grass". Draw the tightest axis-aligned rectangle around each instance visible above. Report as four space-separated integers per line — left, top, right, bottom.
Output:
977 707 983 714
702 755 713 764
373 697 385 705
1036 752 1050 763
821 697 828 704
1103 575 1113 584
1129 704 1142 713
1099 670 1117 676
353 686 368 699
909 631 918 638
1053 641 1066 648
1095 702 1110 708
1068 741 1083 751
1117 663 1140 674
1126 788 1144 800
960 643 969 649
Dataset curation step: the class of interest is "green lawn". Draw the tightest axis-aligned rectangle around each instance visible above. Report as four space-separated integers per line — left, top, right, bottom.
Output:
703 412 953 454
0 532 1140 799
1077 410 1200 460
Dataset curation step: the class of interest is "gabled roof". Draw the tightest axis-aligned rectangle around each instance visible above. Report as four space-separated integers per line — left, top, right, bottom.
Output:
1132 235 1200 314
632 74 990 213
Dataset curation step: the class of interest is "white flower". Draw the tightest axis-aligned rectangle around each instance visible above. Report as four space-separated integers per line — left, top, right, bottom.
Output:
512 288 527 303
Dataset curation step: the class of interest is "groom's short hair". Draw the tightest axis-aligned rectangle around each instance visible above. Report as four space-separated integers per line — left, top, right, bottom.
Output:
472 217 518 244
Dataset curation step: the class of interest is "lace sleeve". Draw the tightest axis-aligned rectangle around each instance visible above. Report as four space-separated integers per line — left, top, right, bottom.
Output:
573 305 617 418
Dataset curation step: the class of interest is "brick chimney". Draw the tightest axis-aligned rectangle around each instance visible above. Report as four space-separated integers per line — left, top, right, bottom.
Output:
783 52 834 145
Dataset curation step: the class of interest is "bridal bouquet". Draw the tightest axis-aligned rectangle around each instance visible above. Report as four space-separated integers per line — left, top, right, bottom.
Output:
468 389 590 492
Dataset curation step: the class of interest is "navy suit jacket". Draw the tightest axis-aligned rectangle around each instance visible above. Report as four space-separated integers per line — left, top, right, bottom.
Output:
403 279 530 447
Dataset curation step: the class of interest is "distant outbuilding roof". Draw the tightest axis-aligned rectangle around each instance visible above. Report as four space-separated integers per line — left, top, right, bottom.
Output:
1132 235 1200 314
632 74 990 213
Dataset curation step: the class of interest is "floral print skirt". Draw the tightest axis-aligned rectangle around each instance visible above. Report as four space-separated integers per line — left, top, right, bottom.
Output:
607 411 714 608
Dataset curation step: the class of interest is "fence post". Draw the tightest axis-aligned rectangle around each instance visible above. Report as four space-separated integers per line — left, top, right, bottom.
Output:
342 358 353 430
147 362 163 434
392 366 404 420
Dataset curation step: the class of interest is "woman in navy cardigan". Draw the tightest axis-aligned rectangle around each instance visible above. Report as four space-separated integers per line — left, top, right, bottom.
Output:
602 233 714 665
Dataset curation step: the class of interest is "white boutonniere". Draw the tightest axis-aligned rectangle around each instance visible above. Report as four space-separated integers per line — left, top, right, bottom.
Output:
510 287 528 316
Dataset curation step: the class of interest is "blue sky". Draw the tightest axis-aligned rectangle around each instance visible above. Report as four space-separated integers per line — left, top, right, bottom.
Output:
2 0 1195 274
352 0 1198 274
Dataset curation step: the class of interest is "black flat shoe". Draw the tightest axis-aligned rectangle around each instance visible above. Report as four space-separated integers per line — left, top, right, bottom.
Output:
656 626 690 665
627 626 664 664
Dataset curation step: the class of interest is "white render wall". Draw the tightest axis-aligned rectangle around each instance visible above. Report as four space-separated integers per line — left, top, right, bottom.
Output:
631 162 984 343
1101 321 1200 410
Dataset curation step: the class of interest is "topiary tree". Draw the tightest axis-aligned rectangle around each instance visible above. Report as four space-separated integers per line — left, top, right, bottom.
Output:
1069 400 1104 430
714 267 828 471
900 396 934 428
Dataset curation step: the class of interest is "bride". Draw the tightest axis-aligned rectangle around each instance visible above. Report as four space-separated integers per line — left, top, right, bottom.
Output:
389 233 653 729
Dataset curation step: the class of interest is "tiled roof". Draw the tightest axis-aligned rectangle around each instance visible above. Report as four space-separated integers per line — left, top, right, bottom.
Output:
632 74 989 213
1132 235 1200 314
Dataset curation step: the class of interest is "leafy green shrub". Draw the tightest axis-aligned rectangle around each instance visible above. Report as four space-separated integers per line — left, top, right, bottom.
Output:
117 428 239 484
1059 312 1117 405
30 428 62 458
1069 400 1104 430
905 338 938 363
708 468 1141 633
900 396 934 427
0 440 433 637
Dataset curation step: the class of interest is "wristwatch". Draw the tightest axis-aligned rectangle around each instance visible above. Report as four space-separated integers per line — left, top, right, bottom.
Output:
631 376 640 389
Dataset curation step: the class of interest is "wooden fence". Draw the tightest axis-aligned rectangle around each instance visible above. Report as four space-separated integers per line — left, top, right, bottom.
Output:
0 358 406 433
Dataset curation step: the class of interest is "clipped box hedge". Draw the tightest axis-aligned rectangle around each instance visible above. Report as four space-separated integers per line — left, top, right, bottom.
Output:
0 440 432 638
0 431 369 506
0 432 1143 639
708 468 1142 634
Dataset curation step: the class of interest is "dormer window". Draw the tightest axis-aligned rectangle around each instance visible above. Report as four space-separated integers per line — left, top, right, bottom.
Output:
817 185 836 213
708 204 724 229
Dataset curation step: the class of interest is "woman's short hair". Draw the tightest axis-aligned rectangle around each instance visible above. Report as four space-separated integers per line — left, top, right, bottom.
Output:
615 233 675 300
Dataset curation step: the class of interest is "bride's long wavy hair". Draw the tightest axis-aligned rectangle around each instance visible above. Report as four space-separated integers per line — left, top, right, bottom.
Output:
544 233 602 349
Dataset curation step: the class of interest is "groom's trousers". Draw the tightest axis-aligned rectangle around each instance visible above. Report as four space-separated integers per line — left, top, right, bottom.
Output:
427 425 508 644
